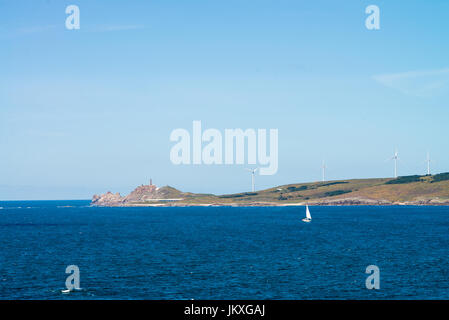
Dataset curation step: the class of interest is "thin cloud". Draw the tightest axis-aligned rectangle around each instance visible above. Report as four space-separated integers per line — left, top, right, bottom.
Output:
17 25 58 34
94 25 145 32
0 25 58 38
372 68 449 97
1 24 144 38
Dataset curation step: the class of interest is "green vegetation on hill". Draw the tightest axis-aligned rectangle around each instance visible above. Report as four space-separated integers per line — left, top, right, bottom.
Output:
286 186 308 192
432 172 449 183
385 175 423 184
322 189 352 197
219 192 258 198
320 181 349 187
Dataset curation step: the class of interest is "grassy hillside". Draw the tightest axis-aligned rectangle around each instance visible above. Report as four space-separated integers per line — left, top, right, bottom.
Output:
130 173 449 206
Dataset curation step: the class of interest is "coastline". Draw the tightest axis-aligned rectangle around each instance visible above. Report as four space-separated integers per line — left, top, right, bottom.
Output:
91 175 449 208
91 199 449 208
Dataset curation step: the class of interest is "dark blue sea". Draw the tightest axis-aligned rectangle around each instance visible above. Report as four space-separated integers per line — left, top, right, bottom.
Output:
0 201 448 300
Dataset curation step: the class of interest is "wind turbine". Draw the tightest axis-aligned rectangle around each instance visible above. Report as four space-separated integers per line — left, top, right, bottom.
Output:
426 152 431 175
246 168 259 192
321 160 326 182
390 149 399 178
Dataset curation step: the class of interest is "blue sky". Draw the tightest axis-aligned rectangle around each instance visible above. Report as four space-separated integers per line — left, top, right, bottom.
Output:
1 0 449 200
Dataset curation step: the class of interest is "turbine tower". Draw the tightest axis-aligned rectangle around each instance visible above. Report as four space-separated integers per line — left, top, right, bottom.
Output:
426 152 431 175
321 160 326 182
246 168 259 192
391 149 399 178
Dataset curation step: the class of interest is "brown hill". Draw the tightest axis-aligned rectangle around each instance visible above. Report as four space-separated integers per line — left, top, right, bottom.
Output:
91 173 449 207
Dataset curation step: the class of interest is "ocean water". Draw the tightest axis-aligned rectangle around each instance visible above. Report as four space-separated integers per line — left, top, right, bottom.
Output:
0 201 448 300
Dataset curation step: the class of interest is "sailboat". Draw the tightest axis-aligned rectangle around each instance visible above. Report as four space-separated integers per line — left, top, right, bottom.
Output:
302 205 312 223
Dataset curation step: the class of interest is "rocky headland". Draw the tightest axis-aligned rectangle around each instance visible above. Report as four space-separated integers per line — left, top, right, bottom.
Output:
92 173 449 207
92 183 186 206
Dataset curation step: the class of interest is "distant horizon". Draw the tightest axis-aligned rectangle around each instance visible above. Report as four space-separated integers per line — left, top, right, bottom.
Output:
2 170 448 201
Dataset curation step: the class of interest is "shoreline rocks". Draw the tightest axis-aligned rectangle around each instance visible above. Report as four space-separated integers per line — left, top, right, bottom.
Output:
92 184 184 206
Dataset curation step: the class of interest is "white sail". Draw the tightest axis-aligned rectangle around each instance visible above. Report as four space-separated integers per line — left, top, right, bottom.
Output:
305 205 311 220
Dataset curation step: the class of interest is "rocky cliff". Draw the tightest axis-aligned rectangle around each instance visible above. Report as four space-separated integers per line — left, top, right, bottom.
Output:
92 184 185 206
92 174 449 207
92 191 124 206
